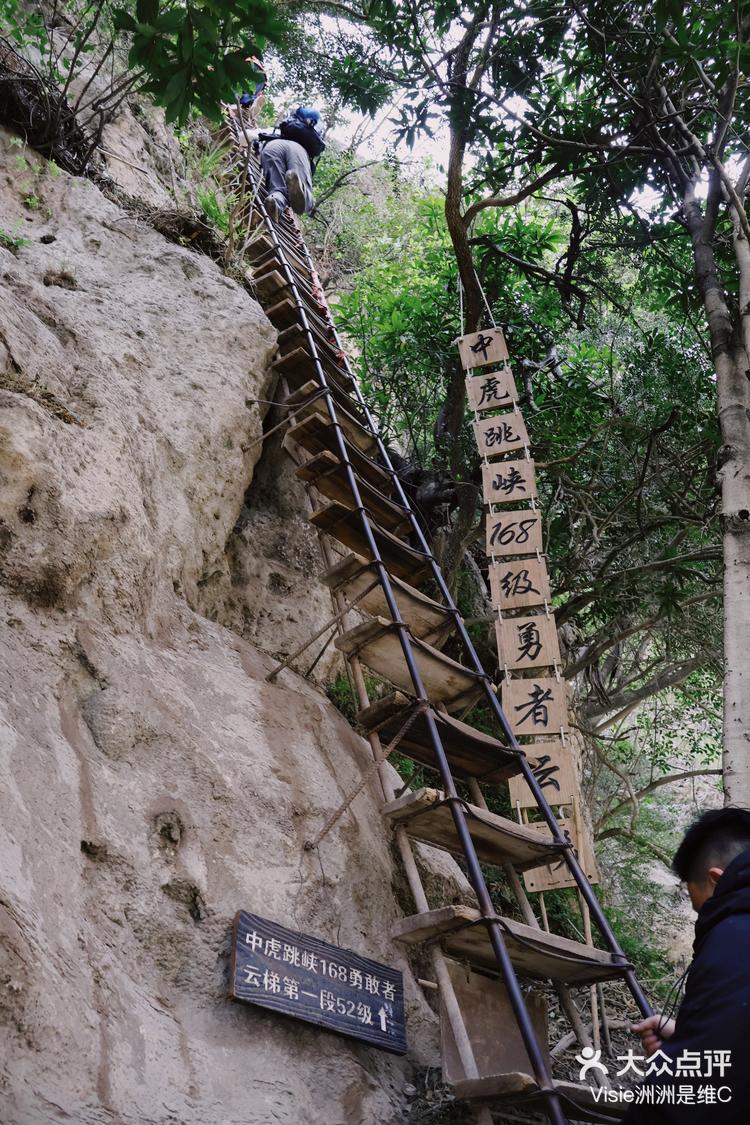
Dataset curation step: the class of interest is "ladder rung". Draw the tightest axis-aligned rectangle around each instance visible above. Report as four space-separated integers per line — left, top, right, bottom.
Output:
285 415 394 496
382 787 563 869
274 348 356 401
297 452 407 532
265 297 301 331
251 268 288 302
290 397 377 456
392 905 625 985
322 556 452 644
278 318 345 369
335 616 481 712
310 505 429 584
282 379 366 423
356 692 520 783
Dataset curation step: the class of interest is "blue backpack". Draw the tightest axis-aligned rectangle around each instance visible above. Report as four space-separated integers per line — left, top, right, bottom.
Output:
279 109 326 161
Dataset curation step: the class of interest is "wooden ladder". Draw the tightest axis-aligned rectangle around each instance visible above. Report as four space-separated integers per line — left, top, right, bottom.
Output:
224 120 650 1125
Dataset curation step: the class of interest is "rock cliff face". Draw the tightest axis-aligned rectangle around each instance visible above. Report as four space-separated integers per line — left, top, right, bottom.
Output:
0 127 443 1124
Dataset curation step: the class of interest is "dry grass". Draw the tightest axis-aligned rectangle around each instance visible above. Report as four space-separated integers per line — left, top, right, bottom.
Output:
0 38 92 175
0 370 83 425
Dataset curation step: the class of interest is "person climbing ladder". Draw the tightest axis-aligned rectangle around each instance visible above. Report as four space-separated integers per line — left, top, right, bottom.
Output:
259 106 325 220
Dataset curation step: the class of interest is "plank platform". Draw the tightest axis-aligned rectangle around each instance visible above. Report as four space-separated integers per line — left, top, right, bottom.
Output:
454 1075 624 1124
274 348 356 399
322 555 453 644
297 453 408 533
335 617 481 712
357 692 520 783
392 905 626 985
284 414 394 496
249 231 313 281
279 373 355 419
382 787 563 870
309 503 427 584
278 321 350 375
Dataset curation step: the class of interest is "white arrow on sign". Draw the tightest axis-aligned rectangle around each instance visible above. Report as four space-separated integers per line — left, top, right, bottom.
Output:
378 1006 388 1033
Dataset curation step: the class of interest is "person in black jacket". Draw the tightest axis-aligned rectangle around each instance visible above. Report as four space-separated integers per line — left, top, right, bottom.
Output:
624 807 750 1122
259 106 325 221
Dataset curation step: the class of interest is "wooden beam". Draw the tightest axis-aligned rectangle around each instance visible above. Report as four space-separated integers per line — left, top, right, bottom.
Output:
392 905 624 985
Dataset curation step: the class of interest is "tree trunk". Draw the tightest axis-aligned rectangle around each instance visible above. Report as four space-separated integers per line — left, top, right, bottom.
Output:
685 187 750 802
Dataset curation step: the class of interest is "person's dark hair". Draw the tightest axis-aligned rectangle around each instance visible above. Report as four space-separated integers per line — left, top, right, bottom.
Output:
673 808 750 881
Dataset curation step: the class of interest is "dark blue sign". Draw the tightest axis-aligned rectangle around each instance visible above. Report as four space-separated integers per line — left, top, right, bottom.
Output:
229 910 407 1054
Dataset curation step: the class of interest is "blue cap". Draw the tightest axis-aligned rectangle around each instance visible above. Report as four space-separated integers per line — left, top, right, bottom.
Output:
297 106 321 125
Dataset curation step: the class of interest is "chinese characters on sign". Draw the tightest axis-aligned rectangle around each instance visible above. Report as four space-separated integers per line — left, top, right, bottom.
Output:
456 328 510 370
576 1048 732 1110
507 741 577 808
459 320 601 901
465 369 518 413
502 676 568 738
490 558 552 611
481 458 537 505
229 911 407 1054
474 411 530 457
495 613 561 671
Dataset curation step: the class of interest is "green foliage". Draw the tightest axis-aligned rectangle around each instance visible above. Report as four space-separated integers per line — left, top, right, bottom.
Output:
113 0 288 123
0 226 31 251
0 0 46 51
1 0 288 134
324 670 382 723
196 186 233 233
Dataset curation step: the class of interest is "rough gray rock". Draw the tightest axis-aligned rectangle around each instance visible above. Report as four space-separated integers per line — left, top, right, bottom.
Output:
0 127 451 1123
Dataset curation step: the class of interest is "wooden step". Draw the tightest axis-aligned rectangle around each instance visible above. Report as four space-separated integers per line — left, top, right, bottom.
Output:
274 348 356 399
278 320 347 369
282 379 367 425
322 556 452 644
279 318 345 370
357 692 520 783
335 617 481 712
311 507 429 584
382 787 562 869
252 267 288 302
392 905 625 985
454 1075 624 1124
265 297 302 331
297 453 408 532
290 395 377 456
245 229 276 263
280 377 359 424
284 413 394 496
249 240 314 285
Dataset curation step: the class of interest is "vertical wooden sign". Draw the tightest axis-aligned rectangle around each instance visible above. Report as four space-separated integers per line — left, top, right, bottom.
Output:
456 328 509 370
508 741 578 808
495 613 561 672
482 458 537 505
474 412 530 458
490 558 552 611
466 370 518 413
486 510 543 558
502 676 568 738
